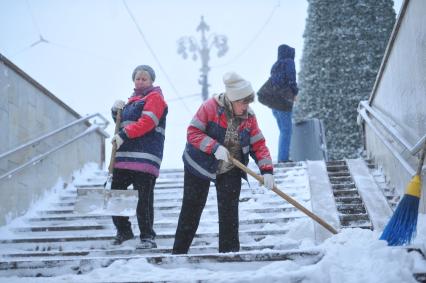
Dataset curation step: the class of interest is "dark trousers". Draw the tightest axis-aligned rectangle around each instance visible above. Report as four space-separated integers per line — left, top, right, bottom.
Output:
111 168 156 240
172 167 242 254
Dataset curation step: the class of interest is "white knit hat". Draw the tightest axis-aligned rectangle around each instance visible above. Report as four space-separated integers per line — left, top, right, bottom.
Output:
223 72 254 102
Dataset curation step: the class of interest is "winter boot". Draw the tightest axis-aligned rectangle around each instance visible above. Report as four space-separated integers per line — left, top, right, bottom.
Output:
112 230 134 245
137 238 157 249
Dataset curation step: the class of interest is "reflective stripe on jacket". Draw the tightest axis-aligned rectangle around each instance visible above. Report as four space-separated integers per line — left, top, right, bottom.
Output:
112 86 168 177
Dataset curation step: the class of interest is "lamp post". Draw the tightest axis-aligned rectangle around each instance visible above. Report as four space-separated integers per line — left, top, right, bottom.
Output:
177 16 228 101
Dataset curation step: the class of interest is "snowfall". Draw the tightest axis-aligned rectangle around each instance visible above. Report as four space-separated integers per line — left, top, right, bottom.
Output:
0 163 425 283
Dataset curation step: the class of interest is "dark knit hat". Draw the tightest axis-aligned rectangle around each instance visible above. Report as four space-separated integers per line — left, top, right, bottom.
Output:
132 65 156 82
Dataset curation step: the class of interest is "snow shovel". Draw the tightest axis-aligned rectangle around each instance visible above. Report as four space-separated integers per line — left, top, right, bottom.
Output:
229 156 338 235
74 108 138 216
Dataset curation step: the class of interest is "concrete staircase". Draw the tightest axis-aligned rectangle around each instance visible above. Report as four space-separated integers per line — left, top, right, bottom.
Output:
0 162 321 278
326 160 373 229
0 160 424 281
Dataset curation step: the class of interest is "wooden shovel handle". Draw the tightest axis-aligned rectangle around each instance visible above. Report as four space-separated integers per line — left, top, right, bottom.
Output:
108 108 122 174
229 156 338 235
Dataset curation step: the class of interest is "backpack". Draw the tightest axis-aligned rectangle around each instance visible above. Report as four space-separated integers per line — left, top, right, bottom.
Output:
257 78 295 112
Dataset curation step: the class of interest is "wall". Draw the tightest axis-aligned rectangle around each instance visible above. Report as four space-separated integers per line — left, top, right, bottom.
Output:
363 0 426 211
0 54 107 225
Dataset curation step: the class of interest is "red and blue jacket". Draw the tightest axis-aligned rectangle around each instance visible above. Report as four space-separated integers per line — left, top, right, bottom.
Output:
112 86 168 177
183 94 273 181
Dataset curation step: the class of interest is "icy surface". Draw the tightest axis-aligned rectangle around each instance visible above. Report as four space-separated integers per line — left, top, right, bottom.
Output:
0 162 425 283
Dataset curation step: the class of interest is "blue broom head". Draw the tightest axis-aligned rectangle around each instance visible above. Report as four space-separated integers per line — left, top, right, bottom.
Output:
380 194 419 246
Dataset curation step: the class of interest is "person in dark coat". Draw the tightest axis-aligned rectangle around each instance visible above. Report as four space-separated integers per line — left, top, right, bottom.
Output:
172 71 275 254
257 44 299 162
110 65 168 248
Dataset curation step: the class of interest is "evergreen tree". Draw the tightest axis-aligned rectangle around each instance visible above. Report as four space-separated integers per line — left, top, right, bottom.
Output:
295 0 395 159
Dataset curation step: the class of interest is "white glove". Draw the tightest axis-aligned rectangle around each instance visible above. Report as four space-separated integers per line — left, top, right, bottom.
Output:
214 145 229 162
112 100 125 110
263 174 275 190
111 134 124 149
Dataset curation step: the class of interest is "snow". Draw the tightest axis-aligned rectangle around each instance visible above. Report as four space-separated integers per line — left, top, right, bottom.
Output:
346 158 393 230
1 163 425 282
84 227 421 282
3 225 426 283
306 160 340 243
0 178 65 235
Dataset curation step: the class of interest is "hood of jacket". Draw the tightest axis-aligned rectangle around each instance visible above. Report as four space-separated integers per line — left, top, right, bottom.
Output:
277 44 295 60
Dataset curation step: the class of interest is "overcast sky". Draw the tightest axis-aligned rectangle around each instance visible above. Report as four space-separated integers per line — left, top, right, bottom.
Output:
0 0 403 169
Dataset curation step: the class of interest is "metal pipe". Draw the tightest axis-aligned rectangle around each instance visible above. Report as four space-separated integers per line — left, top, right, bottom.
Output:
358 108 415 176
0 113 108 160
0 126 101 180
359 101 426 155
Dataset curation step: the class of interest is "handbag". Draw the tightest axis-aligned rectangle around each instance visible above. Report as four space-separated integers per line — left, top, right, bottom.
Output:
257 78 295 112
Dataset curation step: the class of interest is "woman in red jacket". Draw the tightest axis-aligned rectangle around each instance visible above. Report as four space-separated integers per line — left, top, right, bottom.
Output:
110 65 168 249
173 72 275 254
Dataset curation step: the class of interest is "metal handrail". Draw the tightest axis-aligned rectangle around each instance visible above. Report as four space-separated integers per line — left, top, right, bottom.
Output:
359 101 426 155
0 113 109 161
0 126 105 180
0 113 109 181
358 107 416 176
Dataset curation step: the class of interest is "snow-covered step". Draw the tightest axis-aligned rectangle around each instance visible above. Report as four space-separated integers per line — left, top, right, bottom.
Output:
334 196 363 204
346 159 393 231
33 203 306 218
325 160 373 229
34 200 302 214
0 234 280 254
0 249 323 277
0 162 322 279
8 220 301 241
31 193 309 218
74 166 305 186
33 200 310 219
26 199 300 218
0 228 288 245
19 215 301 232
0 241 288 259
366 160 400 209
73 179 306 193
53 184 309 203
335 203 366 214
2 161 425 281
1 243 302 261
67 186 307 200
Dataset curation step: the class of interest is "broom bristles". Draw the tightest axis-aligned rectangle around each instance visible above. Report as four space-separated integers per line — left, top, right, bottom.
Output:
380 194 419 246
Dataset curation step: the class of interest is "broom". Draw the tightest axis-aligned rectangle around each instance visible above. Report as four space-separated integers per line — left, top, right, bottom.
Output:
380 141 426 246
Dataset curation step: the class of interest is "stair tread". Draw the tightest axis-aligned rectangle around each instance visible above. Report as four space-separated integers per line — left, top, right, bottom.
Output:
0 249 324 273
1 243 302 259
2 160 418 280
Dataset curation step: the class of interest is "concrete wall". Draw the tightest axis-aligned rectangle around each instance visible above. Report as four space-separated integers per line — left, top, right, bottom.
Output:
363 0 426 211
0 54 107 225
